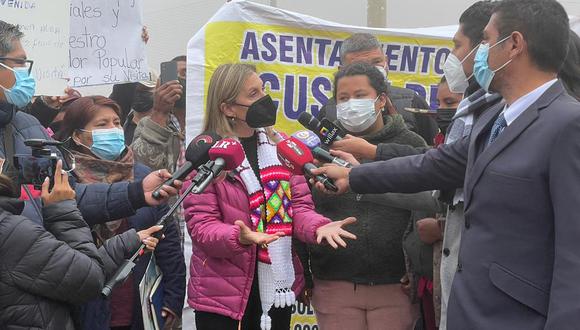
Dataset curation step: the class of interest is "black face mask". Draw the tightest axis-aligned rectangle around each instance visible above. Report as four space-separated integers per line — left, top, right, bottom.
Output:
174 78 186 109
436 108 457 134
132 90 154 113
238 95 277 128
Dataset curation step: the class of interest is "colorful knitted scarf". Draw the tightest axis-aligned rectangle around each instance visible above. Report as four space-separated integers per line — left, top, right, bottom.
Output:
237 129 295 330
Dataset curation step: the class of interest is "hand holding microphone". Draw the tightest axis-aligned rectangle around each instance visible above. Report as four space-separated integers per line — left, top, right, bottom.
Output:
276 137 338 192
331 134 377 161
151 132 222 200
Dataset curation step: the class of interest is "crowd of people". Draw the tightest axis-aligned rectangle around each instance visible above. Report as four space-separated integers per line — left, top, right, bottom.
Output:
0 0 579 329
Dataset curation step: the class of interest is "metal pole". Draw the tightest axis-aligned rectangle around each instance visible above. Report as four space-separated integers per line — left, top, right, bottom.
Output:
367 0 387 28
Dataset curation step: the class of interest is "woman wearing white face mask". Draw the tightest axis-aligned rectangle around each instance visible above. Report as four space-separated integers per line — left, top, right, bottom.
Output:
307 62 428 330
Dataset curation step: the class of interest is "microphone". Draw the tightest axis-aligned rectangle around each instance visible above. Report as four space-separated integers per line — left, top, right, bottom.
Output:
291 130 351 168
152 131 222 200
298 111 321 132
188 138 245 194
102 137 243 298
276 137 338 192
297 112 344 146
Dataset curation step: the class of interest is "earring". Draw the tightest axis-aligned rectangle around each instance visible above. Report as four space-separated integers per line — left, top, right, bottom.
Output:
229 116 236 124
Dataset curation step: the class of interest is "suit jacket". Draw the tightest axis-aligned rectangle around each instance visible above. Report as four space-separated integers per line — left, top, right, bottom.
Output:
349 81 580 329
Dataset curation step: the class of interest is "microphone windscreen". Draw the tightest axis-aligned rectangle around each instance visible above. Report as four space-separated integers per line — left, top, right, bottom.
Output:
276 137 314 175
185 131 223 167
208 138 245 170
298 112 321 132
291 130 321 150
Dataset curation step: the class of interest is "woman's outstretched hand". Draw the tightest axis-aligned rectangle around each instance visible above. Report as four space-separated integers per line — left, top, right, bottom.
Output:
315 217 357 248
235 220 284 246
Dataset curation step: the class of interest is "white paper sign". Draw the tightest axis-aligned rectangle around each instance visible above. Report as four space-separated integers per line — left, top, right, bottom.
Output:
69 0 149 87
1 0 69 95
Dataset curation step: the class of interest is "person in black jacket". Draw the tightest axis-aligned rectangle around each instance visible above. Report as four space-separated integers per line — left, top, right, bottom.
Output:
0 161 162 330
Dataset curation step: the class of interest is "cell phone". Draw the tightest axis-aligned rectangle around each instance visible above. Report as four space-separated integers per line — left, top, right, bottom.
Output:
160 61 178 85
13 155 57 190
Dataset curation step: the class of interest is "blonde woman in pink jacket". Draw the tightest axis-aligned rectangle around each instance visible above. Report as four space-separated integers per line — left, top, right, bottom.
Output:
183 63 356 330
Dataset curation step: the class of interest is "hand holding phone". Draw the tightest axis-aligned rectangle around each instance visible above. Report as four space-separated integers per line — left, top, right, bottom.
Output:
41 160 75 206
160 61 178 85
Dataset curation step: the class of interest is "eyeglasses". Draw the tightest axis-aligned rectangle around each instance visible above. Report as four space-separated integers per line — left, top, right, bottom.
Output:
0 57 34 75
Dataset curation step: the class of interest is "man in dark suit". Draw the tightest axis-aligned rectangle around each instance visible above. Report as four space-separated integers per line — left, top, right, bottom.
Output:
311 0 580 328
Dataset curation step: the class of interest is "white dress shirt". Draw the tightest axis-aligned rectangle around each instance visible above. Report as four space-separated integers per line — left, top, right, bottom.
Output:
501 78 558 126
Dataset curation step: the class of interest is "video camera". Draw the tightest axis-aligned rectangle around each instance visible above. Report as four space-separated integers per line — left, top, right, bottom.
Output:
14 139 63 190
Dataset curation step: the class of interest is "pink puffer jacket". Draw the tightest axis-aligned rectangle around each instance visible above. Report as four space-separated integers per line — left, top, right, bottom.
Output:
183 173 330 321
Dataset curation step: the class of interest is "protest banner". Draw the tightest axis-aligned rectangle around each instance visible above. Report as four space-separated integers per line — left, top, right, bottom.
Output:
186 1 452 326
186 0 453 146
69 0 149 88
2 0 69 95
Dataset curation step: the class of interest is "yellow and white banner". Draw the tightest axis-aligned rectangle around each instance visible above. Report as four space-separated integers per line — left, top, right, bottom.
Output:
185 1 452 327
186 0 452 143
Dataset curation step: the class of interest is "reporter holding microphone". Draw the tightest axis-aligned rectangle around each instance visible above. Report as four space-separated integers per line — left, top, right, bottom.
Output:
183 63 356 330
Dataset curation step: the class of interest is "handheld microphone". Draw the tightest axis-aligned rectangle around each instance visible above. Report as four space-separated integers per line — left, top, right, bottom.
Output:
102 137 242 298
152 131 222 200
297 112 344 146
291 130 351 168
298 112 321 132
319 118 345 145
189 138 245 194
276 137 338 192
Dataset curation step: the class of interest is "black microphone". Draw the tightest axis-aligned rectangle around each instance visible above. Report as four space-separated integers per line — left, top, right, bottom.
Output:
298 112 321 132
298 112 344 146
319 118 345 144
311 148 351 168
152 132 222 200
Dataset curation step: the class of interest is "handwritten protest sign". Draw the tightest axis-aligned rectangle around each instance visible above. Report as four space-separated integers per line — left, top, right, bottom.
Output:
69 0 149 88
2 0 69 95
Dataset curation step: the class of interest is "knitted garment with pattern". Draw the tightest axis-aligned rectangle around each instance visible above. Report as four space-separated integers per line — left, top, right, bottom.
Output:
237 129 296 330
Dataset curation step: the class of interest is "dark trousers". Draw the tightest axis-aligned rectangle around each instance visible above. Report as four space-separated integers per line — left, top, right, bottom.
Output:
195 273 292 330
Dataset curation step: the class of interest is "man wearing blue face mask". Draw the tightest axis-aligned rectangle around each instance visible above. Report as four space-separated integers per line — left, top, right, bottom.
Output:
0 20 180 227
312 0 580 328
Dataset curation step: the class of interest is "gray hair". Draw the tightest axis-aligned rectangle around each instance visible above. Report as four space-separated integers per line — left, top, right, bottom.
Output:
0 21 23 56
340 33 382 65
